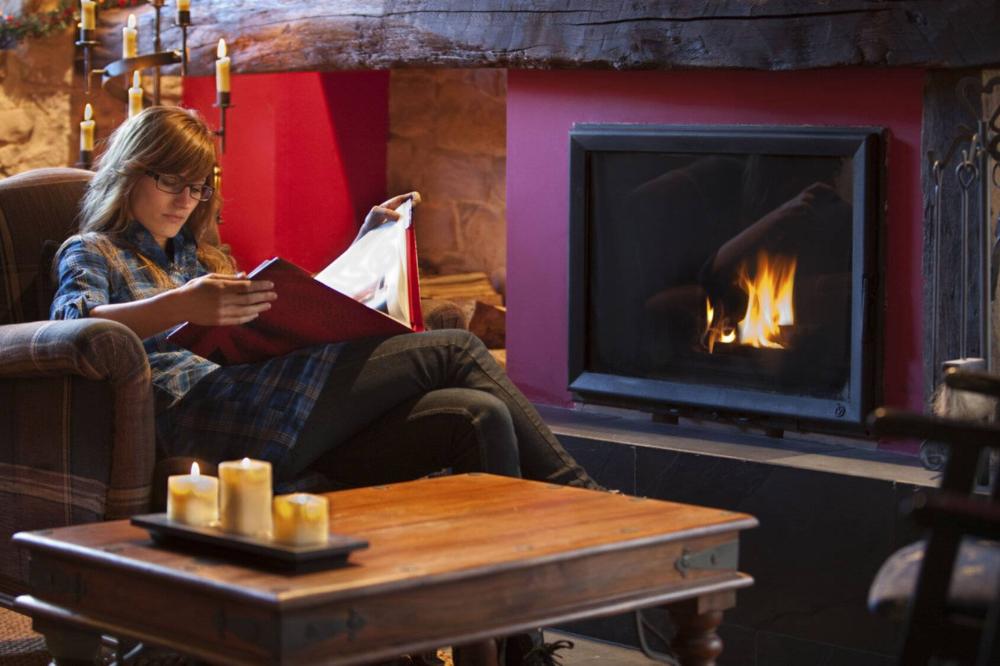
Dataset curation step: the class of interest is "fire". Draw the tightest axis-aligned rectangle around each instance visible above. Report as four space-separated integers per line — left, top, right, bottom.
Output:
704 251 797 352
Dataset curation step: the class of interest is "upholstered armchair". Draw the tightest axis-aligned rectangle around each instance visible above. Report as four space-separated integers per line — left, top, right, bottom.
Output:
0 167 470 603
0 167 155 599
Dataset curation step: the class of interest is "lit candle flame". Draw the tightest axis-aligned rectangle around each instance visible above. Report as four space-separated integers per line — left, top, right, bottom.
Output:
217 38 227 59
84 103 92 121
132 70 141 89
191 461 200 476
241 457 251 467
127 13 136 29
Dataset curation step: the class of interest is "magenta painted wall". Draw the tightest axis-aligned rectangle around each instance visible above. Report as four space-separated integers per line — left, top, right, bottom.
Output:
183 71 389 273
506 68 925 418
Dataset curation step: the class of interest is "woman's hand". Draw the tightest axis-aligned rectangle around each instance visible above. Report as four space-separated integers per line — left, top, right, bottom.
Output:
355 191 421 242
174 273 277 326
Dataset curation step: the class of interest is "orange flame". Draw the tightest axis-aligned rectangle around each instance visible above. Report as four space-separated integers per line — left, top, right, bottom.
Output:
736 251 796 349
703 251 796 352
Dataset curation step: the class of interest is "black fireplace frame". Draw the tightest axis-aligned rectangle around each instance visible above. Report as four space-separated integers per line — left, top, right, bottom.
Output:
567 124 885 430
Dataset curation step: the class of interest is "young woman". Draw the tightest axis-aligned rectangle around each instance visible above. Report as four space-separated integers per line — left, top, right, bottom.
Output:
51 105 599 497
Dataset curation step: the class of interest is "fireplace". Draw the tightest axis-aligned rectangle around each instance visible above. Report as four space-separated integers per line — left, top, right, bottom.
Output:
568 124 884 430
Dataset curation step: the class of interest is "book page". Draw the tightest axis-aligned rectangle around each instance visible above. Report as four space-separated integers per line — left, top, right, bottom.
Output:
313 200 412 326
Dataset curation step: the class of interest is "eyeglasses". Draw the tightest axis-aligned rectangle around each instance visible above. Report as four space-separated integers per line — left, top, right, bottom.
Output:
146 171 215 202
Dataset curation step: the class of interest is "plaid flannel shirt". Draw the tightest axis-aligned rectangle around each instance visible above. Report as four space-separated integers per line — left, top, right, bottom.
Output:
51 222 341 465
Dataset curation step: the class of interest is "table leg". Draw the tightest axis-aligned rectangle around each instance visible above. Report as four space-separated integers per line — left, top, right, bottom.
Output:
668 590 736 666
33 618 102 666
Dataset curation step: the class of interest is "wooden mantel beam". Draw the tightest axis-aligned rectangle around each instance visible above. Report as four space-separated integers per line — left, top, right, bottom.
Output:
100 0 1000 76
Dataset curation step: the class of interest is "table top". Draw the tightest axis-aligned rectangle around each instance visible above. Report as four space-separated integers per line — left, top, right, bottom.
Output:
16 474 755 608
15 474 758 665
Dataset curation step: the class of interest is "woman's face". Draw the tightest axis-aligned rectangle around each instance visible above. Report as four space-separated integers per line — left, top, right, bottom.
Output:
128 171 203 249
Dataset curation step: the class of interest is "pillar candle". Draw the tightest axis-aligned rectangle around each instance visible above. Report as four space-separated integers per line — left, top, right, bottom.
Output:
122 14 138 58
79 0 95 31
128 70 143 119
218 458 272 538
273 493 329 546
166 462 219 527
215 38 230 94
79 103 95 152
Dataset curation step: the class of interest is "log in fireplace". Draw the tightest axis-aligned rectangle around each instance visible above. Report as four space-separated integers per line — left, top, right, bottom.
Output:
568 124 884 431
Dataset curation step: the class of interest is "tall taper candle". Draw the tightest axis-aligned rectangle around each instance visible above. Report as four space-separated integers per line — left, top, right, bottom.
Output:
215 38 230 94
79 103 95 153
79 0 95 31
128 71 143 119
176 0 190 25
122 14 138 58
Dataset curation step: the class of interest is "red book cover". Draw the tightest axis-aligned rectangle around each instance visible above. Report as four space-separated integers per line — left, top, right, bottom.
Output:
170 201 423 365
166 258 416 365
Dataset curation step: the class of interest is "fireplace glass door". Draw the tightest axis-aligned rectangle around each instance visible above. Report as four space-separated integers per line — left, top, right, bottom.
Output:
568 125 883 427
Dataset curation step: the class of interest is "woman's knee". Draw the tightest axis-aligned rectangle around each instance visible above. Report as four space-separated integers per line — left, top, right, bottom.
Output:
421 328 486 353
437 389 519 475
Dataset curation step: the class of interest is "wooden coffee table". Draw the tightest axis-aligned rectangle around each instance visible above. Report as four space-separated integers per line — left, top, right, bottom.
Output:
14 473 756 665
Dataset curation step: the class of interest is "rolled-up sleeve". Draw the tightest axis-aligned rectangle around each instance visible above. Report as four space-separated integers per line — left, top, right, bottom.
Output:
50 239 111 320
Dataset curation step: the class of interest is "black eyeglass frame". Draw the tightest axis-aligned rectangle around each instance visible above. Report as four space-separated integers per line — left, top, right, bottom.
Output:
145 170 215 202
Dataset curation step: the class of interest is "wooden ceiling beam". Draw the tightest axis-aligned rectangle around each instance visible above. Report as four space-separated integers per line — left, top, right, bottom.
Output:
97 1 1000 76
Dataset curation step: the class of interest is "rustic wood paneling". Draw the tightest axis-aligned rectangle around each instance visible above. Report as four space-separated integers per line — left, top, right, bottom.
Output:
921 68 991 397
93 1 1000 76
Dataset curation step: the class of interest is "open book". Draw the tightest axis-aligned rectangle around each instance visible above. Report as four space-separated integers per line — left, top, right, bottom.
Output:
167 200 423 365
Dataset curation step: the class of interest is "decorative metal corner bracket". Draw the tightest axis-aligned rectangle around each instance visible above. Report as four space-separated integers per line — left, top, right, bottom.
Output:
674 541 739 578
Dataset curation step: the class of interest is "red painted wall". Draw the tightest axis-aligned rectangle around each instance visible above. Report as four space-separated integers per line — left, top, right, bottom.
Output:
182 71 389 273
506 69 925 419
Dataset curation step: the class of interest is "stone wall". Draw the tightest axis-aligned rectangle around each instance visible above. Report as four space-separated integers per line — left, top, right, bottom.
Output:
0 0 181 177
387 69 507 283
0 6 73 176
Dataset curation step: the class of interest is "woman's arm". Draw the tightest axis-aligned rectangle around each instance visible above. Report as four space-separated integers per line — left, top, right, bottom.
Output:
91 274 277 340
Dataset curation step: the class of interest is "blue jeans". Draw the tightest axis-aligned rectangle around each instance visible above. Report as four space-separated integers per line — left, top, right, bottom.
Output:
281 329 597 489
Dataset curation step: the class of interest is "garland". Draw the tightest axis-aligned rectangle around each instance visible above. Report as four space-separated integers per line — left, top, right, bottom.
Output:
0 0 142 50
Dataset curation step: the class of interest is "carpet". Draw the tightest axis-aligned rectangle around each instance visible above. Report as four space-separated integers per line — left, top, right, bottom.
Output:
0 606 48 666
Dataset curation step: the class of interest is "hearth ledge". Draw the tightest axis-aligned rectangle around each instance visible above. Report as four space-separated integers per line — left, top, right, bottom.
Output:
538 404 935 488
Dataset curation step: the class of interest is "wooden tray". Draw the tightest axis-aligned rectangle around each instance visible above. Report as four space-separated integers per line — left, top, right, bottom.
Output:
131 513 369 571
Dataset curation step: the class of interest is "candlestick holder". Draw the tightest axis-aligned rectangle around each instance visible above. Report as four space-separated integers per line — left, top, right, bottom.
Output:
215 92 231 154
176 17 190 76
213 165 223 224
76 150 94 170
148 0 166 104
75 30 99 96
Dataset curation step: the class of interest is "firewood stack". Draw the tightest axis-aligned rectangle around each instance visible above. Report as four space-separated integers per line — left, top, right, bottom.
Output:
420 272 506 367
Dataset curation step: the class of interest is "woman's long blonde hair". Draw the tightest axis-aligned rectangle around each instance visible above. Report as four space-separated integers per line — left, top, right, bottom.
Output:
69 105 235 286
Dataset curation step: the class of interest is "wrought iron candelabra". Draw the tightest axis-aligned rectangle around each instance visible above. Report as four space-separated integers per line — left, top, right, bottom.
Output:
74 0 231 169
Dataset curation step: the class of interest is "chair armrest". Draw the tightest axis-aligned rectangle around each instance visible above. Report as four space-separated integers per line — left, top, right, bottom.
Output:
868 407 997 493
0 319 148 385
868 407 1000 451
0 319 154 519
912 492 1000 539
944 368 1000 399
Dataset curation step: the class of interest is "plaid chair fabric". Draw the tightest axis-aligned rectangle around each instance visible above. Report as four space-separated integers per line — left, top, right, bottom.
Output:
0 168 154 596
